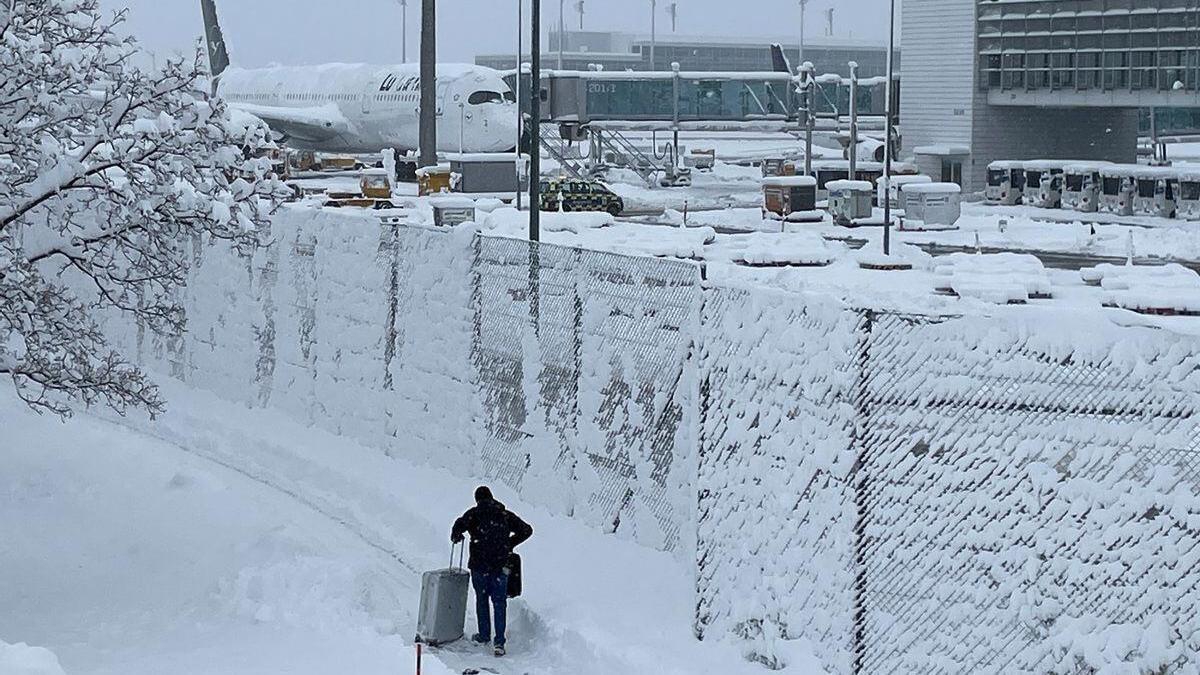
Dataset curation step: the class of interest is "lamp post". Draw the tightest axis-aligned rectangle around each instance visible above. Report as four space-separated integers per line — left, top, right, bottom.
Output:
558 0 565 69
882 0 896 255
798 0 808 67
649 0 656 70
576 0 584 29
400 0 408 63
516 0 523 210
418 0 436 168
530 0 541 242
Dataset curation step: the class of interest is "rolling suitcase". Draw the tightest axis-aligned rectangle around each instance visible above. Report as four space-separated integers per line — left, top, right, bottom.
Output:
415 542 470 646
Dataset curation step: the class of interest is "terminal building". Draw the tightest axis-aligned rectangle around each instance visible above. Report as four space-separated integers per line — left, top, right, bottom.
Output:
901 0 1200 192
477 29 895 79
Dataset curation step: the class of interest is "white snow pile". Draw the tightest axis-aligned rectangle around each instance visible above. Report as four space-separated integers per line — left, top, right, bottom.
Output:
1083 263 1200 314
932 252 1052 304
706 231 836 266
0 641 66 675
481 206 614 234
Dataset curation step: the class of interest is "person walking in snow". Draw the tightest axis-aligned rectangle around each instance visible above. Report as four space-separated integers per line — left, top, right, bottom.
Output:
451 486 533 657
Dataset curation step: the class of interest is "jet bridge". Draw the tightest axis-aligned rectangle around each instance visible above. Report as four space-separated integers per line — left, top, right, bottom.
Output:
511 68 892 186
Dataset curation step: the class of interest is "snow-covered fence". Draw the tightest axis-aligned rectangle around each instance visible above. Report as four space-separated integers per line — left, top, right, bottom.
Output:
110 205 1200 672
118 206 703 552
473 236 702 551
695 294 1200 673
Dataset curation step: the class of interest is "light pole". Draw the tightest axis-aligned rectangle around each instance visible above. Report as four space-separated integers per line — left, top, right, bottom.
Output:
882 0 896 255
418 0 436 168
516 0 524 210
798 0 808 68
649 0 656 70
668 1 677 32
400 0 408 63
530 0 541 242
558 0 565 69
576 0 584 29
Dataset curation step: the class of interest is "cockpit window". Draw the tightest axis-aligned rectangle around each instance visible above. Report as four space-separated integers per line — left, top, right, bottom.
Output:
468 90 505 105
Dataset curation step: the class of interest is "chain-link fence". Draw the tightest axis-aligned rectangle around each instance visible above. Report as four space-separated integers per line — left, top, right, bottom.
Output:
473 234 702 551
115 208 1200 672
697 290 1200 673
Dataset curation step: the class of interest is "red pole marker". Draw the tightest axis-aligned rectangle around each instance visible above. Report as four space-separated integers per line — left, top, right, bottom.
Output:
416 642 422 675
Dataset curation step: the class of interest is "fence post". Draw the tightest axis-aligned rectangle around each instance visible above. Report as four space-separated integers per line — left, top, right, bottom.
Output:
851 309 874 674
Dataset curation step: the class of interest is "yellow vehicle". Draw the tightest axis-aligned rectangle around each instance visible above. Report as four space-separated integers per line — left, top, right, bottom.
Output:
324 169 397 209
538 177 624 215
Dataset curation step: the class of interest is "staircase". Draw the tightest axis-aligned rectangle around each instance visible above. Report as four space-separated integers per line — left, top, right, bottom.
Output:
537 123 588 180
594 129 662 186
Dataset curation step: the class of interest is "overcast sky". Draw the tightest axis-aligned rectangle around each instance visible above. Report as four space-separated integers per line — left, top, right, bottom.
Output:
102 0 896 68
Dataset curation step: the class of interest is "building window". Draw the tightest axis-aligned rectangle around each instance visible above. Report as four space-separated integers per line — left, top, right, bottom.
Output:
941 159 963 187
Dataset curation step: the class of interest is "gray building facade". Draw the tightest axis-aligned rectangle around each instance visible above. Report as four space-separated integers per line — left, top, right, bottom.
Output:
901 0 1168 193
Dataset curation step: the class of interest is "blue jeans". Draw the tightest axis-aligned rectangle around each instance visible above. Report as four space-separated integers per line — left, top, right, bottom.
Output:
471 569 509 647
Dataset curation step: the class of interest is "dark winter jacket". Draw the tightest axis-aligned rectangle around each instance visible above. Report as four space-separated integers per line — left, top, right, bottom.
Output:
451 498 533 572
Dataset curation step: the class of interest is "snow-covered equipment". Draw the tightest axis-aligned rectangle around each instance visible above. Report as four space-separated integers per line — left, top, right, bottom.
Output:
811 159 918 202
1099 165 1139 216
446 153 524 197
431 197 478 227
985 160 1024 205
762 175 822 223
901 182 961 231
1130 165 1179 219
684 148 716 171
826 180 873 226
1178 168 1200 221
1062 162 1112 213
1022 159 1069 209
875 174 932 210
760 158 795 178
1084 263 1200 316
932 252 1052 303
323 169 398 209
415 543 471 646
417 163 454 196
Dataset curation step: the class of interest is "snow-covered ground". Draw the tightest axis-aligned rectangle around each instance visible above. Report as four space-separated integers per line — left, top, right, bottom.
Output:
1 380 821 675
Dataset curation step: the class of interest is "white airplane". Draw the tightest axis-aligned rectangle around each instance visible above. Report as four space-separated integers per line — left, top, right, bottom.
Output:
201 0 519 155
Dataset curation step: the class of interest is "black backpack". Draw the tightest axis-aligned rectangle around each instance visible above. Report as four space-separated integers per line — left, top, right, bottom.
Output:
505 553 522 598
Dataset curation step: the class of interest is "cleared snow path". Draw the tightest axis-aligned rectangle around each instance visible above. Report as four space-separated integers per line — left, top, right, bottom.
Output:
3 379 806 674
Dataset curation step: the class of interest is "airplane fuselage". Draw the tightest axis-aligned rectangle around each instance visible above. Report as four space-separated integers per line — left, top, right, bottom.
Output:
218 63 519 155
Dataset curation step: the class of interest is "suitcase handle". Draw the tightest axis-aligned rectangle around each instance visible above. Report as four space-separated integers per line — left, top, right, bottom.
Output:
449 540 465 571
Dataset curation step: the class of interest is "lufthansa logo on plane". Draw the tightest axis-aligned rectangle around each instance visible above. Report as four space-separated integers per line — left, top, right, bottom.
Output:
380 74 398 91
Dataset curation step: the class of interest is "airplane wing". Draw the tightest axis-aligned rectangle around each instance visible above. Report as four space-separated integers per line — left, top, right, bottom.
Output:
228 102 352 145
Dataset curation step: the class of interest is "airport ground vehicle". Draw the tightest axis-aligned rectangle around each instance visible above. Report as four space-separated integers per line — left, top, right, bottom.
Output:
539 178 624 215
324 169 398 209
985 161 1025 205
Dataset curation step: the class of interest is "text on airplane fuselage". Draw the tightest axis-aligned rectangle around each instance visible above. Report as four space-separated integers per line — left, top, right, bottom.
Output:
379 74 424 92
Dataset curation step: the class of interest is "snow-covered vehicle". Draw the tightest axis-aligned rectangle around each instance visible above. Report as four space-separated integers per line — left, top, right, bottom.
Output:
1131 166 1178 219
1178 169 1200 221
985 161 1024 205
1022 160 1069 209
323 169 397 209
1099 165 1138 216
538 178 624 215
1062 162 1111 213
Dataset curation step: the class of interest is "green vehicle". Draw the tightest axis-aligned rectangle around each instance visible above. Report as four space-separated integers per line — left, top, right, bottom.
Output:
538 178 625 216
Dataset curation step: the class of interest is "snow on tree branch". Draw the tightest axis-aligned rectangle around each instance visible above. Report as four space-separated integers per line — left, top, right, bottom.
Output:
0 0 287 417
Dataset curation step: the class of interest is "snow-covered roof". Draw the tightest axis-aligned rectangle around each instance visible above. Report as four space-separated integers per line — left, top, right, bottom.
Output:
904 182 962 194
446 152 525 163
1022 159 1071 171
1063 161 1114 174
876 174 932 187
1102 165 1177 179
825 180 873 192
762 175 817 187
988 160 1025 170
913 145 970 157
